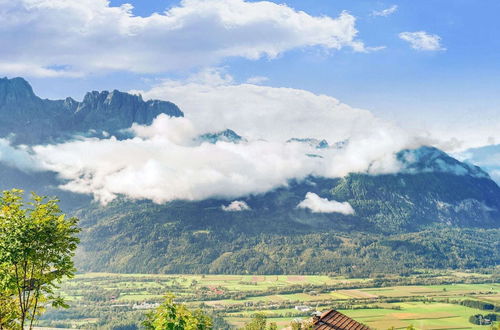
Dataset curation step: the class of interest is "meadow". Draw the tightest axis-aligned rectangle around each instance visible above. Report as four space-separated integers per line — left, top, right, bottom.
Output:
39 270 500 329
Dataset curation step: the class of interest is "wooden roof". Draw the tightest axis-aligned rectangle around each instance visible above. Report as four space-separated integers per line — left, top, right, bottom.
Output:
313 310 370 330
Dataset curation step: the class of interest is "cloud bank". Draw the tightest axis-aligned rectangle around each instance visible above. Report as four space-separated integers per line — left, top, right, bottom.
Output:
0 0 366 77
135 69 406 144
399 31 445 51
0 72 422 204
297 192 355 214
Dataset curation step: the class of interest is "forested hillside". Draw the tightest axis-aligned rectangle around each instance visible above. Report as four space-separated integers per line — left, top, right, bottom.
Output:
75 173 500 275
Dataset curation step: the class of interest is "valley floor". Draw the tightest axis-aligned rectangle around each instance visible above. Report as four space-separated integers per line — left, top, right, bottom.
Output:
39 270 500 329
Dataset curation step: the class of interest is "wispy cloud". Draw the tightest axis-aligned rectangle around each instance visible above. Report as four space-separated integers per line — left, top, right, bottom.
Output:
372 5 398 17
246 76 269 84
399 31 446 51
0 139 41 172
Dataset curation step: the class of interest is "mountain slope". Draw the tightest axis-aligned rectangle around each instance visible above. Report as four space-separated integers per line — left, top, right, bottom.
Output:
0 77 183 144
75 167 500 275
0 77 498 276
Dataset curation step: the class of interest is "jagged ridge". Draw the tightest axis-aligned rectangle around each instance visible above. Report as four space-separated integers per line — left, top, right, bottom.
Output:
0 77 183 144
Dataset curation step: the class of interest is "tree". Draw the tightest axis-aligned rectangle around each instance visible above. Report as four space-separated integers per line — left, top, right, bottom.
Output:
143 293 213 329
0 189 80 329
244 314 280 330
244 314 267 330
290 319 313 330
268 322 278 330
0 290 18 329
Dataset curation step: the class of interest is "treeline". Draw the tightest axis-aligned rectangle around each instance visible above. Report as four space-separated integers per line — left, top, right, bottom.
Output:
461 299 498 311
77 218 500 276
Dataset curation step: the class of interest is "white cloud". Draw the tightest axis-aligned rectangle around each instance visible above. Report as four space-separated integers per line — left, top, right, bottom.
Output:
31 117 325 204
0 0 367 77
372 5 398 17
399 31 445 51
246 76 269 84
134 69 406 144
222 200 251 211
297 192 355 214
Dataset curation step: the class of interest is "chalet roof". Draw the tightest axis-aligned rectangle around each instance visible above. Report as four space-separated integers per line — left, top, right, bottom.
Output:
313 310 370 330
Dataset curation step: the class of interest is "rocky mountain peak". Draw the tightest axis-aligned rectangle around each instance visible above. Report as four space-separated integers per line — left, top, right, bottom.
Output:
198 129 244 144
0 77 37 106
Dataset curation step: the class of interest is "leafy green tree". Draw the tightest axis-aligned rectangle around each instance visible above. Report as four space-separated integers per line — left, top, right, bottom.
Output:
0 189 80 329
489 323 500 330
244 314 280 330
290 319 313 330
143 293 212 329
0 290 18 329
244 314 267 330
268 322 278 330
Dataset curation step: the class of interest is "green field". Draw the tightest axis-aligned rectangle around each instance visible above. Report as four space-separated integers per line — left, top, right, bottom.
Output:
38 270 500 329
343 303 490 329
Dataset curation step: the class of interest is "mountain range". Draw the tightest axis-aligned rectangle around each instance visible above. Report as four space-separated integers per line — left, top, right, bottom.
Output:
0 77 498 276
0 77 183 144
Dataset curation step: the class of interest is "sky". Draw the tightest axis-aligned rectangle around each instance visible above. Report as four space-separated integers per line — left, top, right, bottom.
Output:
1 0 500 204
1 0 498 147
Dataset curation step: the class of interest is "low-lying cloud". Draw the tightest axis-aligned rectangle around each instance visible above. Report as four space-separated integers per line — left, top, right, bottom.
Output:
0 138 40 172
32 120 324 204
0 73 423 204
222 200 251 212
297 192 355 214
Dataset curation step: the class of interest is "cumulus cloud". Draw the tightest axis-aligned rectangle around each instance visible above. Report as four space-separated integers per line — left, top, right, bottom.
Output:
0 0 367 77
297 192 355 214
222 200 251 211
372 5 398 17
134 68 406 143
399 31 445 51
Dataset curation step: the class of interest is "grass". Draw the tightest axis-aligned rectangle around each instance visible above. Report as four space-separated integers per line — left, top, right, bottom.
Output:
38 270 500 329
342 302 489 329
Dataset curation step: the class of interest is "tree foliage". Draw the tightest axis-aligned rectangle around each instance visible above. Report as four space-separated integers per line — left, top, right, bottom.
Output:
143 293 212 330
290 319 313 330
0 189 80 329
243 313 278 330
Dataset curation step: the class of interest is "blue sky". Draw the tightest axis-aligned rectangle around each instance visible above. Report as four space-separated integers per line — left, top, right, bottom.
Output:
3 0 500 147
